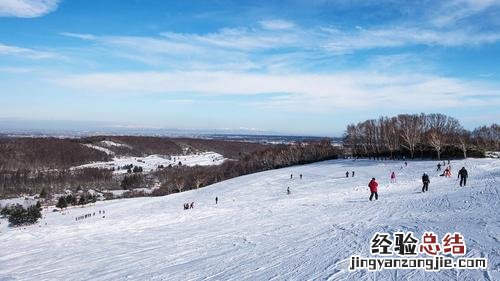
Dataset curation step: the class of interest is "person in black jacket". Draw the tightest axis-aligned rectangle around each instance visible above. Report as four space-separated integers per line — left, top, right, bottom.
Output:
422 173 430 192
458 167 468 187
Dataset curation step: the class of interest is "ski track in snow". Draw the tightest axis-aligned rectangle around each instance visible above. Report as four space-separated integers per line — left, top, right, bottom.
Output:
0 158 499 280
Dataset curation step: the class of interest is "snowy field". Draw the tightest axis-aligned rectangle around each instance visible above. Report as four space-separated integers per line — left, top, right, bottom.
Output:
72 152 226 174
1 158 499 280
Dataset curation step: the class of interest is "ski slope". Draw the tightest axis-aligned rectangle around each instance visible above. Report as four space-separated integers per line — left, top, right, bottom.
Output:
1 158 499 280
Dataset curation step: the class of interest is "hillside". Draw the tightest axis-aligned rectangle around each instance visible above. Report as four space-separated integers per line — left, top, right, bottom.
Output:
0 136 269 170
1 158 498 280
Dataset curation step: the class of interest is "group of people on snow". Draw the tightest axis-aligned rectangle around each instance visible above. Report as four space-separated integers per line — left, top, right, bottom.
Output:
365 160 469 201
183 197 220 210
183 202 194 210
75 210 105 221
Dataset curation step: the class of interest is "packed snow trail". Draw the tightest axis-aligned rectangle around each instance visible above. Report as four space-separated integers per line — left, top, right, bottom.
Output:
0 159 499 280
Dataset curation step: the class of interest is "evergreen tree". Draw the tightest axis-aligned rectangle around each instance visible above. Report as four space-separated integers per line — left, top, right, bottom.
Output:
5 204 41 226
78 195 87 205
66 194 77 205
56 196 68 209
39 188 47 199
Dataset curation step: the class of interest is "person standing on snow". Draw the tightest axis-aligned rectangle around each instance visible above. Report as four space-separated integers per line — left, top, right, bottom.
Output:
390 171 396 183
346 171 349 178
458 167 468 187
287 186 291 195
437 163 442 171
352 171 355 177
215 197 218 204
368 178 378 201
422 173 430 192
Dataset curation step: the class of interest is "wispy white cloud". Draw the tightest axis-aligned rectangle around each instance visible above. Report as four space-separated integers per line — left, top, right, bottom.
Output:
0 43 60 59
430 0 500 27
50 71 500 112
0 0 60 18
60 18 500 71
259 19 295 30
322 26 500 54
0 66 36 73
60 32 96 40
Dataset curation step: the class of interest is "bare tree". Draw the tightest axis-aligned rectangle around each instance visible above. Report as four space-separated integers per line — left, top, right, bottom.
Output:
397 114 422 159
457 129 470 159
426 114 460 160
472 124 500 151
380 116 399 159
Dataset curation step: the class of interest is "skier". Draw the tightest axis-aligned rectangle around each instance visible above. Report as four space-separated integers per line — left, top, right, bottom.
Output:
352 171 355 177
287 186 291 195
290 174 293 179
346 171 349 178
215 197 218 204
390 171 396 183
405 161 408 167
458 167 468 187
300 174 303 179
422 173 430 192
368 178 378 201
437 163 442 171
190 202 194 209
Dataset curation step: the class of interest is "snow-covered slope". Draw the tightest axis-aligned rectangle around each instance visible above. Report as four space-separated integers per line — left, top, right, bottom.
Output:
1 159 499 280
72 152 226 174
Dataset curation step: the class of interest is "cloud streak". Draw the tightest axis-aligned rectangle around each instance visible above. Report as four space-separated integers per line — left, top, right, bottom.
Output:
0 43 60 59
51 71 500 112
0 0 60 18
60 19 500 71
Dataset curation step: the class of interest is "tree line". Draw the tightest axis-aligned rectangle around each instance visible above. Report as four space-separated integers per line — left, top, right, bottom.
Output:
1 202 42 226
343 113 499 159
0 168 115 198
152 140 340 196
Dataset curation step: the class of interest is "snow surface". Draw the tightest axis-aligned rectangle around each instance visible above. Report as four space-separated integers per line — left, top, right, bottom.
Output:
1 158 499 280
0 197 37 209
83 143 115 156
100 140 128 147
72 152 226 174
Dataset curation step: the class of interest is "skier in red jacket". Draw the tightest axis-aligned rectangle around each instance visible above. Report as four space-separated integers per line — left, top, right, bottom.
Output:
368 178 378 201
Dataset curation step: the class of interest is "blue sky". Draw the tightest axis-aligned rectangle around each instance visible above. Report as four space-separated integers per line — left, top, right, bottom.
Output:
0 0 499 136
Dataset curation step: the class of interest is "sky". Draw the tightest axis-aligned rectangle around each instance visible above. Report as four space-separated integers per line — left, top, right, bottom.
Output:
0 0 499 136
